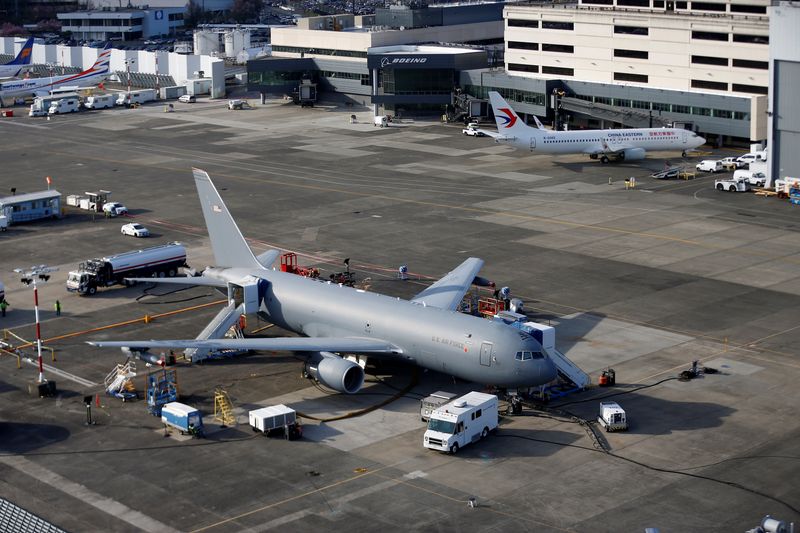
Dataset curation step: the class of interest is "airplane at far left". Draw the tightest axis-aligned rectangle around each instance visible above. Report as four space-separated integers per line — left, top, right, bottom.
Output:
0 37 34 79
0 43 111 106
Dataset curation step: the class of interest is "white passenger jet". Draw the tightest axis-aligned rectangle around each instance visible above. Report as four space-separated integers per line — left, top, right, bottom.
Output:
0 37 34 79
0 44 111 106
487 92 706 163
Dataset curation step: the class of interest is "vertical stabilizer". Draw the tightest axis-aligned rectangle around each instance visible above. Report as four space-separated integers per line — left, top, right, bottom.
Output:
7 37 34 66
193 168 264 269
488 91 536 138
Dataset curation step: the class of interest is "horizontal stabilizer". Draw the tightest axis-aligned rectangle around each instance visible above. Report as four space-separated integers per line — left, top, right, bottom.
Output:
124 276 227 288
411 257 484 311
89 336 401 354
256 249 280 268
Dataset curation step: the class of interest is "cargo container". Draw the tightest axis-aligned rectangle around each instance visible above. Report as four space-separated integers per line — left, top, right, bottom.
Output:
161 402 203 437
249 404 302 440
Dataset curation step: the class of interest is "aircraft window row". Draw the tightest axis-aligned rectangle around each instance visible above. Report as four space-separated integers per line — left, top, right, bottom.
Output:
544 139 601 143
515 351 544 360
470 409 483 420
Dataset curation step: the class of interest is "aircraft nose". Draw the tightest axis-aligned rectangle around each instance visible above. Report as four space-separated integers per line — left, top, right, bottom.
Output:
696 135 707 146
540 357 558 383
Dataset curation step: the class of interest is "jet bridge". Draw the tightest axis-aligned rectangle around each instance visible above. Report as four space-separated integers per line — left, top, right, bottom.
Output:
559 96 671 129
185 277 263 363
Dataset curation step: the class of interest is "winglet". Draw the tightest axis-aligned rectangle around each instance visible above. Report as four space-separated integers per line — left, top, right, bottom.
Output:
193 168 264 269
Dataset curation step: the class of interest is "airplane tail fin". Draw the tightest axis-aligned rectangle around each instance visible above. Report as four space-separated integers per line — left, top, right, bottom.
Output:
7 37 34 65
192 169 264 270
488 91 536 137
84 44 112 75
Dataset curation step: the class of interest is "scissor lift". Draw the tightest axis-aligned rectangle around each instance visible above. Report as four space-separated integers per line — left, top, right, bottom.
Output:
146 368 179 416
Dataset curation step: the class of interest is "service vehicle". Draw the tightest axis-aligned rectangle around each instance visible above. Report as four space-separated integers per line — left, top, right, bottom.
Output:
734 169 767 187
719 156 745 169
249 404 302 440
715 176 751 192
423 392 498 454
696 160 723 173
161 402 203 437
116 89 156 107
121 222 149 237
420 391 457 422
598 401 628 432
0 215 7 232
29 92 80 117
736 152 767 168
374 115 391 127
103 202 128 217
178 94 196 103
228 99 251 110
651 166 682 179
48 97 80 114
462 123 485 137
66 242 187 295
84 94 116 110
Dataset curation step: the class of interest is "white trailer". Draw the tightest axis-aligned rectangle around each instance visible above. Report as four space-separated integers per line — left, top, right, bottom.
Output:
116 89 157 107
249 404 301 440
423 392 498 454
66 242 187 295
85 94 116 110
48 98 80 115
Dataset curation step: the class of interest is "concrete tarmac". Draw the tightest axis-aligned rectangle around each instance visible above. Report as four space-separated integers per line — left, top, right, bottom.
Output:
0 98 798 532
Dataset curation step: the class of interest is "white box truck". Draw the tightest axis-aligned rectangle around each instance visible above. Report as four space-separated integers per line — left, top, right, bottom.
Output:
85 94 116 110
66 242 187 295
598 401 628 432
29 93 79 117
48 98 80 114
420 391 457 422
249 404 302 440
423 392 498 454
161 402 204 437
116 89 157 107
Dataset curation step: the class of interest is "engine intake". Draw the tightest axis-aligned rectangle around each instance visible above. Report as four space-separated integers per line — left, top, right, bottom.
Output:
305 353 364 394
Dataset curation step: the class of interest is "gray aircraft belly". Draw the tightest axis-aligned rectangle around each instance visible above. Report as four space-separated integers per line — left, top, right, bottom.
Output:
237 268 540 387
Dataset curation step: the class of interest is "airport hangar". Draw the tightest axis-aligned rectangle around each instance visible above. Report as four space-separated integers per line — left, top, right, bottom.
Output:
247 1 770 145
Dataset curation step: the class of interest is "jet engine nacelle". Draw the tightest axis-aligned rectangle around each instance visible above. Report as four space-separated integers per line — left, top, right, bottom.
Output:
305 352 365 394
621 148 646 161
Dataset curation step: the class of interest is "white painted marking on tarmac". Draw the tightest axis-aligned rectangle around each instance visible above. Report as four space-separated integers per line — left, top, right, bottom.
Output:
0 456 179 533
0 120 47 129
248 479 400 531
403 470 428 479
23 358 98 388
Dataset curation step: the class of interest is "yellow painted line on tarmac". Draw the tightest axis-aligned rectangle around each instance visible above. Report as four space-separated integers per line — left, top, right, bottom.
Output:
13 299 227 350
50 150 800 266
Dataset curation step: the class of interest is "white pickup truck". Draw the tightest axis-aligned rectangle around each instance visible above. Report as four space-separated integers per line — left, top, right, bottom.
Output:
715 176 750 192
462 123 485 137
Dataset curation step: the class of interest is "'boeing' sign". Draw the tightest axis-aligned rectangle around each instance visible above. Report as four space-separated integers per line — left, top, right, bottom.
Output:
380 57 428 68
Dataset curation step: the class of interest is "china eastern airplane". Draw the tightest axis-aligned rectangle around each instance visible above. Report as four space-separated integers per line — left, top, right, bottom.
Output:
0 37 34 79
0 44 111 105
87 169 559 394
487 91 706 163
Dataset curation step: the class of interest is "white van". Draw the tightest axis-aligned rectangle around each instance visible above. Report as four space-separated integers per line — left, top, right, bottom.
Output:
48 98 80 114
423 392 498 454
733 169 767 187
85 94 116 110
696 160 722 173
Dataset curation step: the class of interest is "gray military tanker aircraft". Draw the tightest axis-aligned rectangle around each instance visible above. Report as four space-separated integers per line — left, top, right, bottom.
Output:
88 169 557 394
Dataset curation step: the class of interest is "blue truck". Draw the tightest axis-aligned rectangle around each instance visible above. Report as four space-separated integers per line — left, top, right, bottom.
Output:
161 402 204 437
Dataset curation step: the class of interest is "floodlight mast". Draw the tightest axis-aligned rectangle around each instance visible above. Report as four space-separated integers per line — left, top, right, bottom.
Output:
14 265 57 383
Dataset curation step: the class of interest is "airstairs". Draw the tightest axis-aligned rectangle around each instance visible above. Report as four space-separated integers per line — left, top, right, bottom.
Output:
104 360 137 401
185 301 246 363
494 312 591 390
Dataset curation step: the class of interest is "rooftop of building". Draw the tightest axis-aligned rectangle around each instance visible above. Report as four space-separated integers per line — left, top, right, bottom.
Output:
369 44 482 54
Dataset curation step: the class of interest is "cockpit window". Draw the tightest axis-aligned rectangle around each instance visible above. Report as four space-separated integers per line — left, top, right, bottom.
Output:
517 351 545 361
515 351 523 360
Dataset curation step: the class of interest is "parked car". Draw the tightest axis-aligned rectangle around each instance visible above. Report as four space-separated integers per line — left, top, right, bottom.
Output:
696 160 723 173
103 202 128 217
121 223 149 237
178 94 196 103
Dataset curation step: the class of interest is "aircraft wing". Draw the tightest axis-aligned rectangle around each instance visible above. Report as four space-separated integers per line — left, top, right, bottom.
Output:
478 129 503 139
124 276 228 288
88 336 401 354
411 257 484 311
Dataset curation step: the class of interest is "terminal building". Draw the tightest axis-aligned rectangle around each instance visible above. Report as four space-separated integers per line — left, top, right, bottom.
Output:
0 190 62 225
249 0 786 144
767 1 799 185
57 7 187 41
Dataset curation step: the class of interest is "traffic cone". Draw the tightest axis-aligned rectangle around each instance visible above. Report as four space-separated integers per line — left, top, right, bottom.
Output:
95 393 100 407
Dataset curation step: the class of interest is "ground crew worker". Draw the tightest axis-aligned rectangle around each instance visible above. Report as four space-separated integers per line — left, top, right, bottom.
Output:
55 300 61 316
0 299 7 317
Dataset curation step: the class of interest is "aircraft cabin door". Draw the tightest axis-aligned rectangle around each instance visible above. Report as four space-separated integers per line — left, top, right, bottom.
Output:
682 130 688 145
530 137 536 150
480 342 492 367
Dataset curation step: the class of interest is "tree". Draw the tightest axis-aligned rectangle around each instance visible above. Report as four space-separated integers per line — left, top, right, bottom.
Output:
231 0 264 23
185 0 205 29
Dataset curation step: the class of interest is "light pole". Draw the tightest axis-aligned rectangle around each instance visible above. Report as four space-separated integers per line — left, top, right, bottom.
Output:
124 58 135 94
13 265 57 384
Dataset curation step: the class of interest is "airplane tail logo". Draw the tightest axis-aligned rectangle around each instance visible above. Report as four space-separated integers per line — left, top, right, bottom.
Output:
8 37 34 65
86 46 112 75
496 108 518 129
